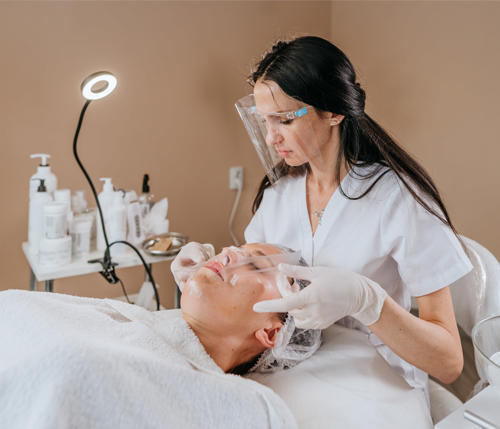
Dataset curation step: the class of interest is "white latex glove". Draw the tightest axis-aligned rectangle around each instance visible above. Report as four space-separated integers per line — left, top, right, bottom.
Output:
171 242 215 292
253 264 388 329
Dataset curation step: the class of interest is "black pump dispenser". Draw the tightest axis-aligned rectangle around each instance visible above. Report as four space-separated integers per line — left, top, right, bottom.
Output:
32 178 47 193
142 174 150 193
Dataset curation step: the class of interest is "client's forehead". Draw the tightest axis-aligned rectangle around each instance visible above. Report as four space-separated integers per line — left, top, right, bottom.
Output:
240 243 283 257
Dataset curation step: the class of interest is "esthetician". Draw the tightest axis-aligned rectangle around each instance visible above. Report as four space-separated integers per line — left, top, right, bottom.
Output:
172 36 472 400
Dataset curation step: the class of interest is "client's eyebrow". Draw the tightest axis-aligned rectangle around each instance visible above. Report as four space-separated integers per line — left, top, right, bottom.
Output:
249 249 282 270
250 250 267 257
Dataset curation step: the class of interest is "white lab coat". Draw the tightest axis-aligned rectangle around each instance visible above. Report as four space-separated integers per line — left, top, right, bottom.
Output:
244 164 472 399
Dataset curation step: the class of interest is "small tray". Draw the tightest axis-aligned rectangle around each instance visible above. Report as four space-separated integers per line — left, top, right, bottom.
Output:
142 232 189 257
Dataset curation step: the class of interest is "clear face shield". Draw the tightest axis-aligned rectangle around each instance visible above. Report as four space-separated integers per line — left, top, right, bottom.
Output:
235 94 325 195
179 246 302 300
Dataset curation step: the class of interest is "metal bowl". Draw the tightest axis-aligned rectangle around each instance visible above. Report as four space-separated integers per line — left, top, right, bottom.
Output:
142 232 189 257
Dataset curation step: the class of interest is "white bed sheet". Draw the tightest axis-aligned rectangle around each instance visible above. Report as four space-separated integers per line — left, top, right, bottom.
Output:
158 309 433 428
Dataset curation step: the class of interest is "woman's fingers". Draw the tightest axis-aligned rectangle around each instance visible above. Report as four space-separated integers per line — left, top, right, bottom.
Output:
253 292 304 313
278 263 317 280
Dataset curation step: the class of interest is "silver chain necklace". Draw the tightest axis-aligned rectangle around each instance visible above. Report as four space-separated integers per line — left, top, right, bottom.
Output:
312 207 325 226
306 177 326 226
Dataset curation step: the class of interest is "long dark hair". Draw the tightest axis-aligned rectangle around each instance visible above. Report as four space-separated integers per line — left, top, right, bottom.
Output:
249 36 461 243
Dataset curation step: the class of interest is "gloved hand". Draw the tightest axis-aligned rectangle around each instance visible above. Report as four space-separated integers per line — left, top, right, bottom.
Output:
253 264 388 329
171 242 215 292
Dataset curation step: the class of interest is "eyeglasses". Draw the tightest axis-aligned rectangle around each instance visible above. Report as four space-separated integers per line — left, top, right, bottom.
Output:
250 106 314 130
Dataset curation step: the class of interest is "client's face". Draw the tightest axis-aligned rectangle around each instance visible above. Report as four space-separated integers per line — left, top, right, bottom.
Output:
181 243 286 337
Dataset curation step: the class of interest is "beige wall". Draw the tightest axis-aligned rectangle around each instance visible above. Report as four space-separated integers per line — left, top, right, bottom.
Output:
2 1 499 308
0 1 331 307
330 2 500 259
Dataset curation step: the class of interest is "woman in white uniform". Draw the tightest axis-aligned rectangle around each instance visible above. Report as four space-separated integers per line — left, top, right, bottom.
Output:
172 36 472 401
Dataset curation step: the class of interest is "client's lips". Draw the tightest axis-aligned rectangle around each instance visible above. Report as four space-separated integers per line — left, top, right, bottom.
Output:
204 261 224 280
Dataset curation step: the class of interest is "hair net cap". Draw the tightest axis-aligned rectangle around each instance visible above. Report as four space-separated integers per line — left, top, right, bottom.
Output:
249 314 322 373
248 244 322 373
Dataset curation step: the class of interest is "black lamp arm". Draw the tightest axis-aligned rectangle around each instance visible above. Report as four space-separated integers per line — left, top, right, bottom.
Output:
72 100 113 265
72 99 161 311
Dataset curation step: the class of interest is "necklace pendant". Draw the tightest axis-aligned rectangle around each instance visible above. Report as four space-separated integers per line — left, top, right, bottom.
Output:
312 208 325 226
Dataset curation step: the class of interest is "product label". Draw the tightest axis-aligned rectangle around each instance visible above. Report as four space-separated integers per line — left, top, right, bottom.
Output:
45 214 67 239
71 231 90 255
134 214 141 238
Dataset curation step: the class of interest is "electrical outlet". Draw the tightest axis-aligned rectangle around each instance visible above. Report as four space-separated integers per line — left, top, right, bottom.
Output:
229 167 244 190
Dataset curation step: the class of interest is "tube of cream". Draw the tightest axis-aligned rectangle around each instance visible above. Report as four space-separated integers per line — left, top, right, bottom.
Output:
127 201 146 245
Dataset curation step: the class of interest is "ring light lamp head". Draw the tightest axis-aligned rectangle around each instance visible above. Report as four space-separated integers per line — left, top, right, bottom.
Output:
81 71 117 100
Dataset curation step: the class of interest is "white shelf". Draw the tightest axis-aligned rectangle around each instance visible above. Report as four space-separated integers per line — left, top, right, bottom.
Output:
23 242 175 282
435 386 500 428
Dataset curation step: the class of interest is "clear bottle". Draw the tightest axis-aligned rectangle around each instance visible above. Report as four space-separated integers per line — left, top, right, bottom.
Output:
29 154 57 198
96 178 115 251
138 174 155 218
28 179 54 254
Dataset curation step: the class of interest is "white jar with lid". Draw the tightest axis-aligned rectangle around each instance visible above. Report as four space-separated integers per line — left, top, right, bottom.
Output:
44 202 68 239
38 236 72 267
70 219 92 255
54 189 71 208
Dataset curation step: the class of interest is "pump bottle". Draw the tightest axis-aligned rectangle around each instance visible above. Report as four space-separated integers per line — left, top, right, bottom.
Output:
30 154 57 198
96 178 115 251
138 174 155 218
108 192 127 257
28 179 54 254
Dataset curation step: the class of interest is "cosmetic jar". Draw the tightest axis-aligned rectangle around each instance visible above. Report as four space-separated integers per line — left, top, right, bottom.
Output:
70 219 92 255
38 236 72 267
43 202 68 239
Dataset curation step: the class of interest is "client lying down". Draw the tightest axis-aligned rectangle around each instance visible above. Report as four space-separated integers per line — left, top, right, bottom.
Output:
0 243 321 429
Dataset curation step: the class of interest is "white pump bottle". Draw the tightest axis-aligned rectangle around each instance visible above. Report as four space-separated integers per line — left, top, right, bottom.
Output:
96 178 115 252
30 154 58 198
108 192 128 257
28 178 54 254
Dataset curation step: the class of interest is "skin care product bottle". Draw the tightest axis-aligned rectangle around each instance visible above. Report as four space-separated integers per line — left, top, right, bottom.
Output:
28 179 53 254
70 218 92 255
139 174 155 218
135 281 160 309
126 201 146 246
108 192 127 257
30 154 57 198
54 189 72 235
43 202 68 240
96 178 115 251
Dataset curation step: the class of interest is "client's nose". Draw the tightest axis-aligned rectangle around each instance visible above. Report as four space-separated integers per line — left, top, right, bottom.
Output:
220 247 249 266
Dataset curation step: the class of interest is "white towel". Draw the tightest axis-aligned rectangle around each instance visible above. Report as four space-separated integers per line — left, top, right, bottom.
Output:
0 290 297 429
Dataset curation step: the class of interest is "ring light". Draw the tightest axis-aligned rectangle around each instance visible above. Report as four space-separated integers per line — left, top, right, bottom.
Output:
81 71 117 100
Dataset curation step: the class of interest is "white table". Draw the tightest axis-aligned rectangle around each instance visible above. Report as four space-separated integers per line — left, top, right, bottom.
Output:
22 242 177 303
435 386 500 428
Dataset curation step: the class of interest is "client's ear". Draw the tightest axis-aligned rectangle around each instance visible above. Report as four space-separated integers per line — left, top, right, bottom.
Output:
255 322 283 349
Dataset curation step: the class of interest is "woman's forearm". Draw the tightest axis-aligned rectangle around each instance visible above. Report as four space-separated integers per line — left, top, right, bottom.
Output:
367 294 463 384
